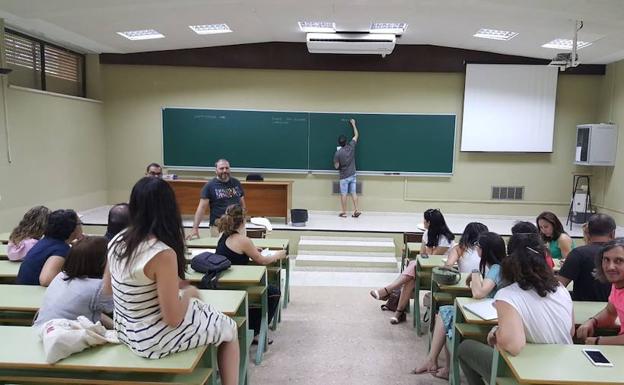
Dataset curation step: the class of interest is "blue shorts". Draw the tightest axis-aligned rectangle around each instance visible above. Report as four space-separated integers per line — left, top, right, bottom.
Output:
339 175 357 195
439 305 456 339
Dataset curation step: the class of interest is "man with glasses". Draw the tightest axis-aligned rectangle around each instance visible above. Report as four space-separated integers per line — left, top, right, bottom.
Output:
145 163 162 178
187 159 246 238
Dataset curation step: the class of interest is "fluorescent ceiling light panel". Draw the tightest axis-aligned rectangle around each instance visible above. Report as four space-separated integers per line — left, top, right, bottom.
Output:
542 38 592 50
473 28 518 41
189 24 232 35
298 21 335 33
117 29 164 40
370 22 407 34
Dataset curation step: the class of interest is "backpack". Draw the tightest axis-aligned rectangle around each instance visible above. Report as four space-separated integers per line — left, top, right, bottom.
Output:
380 289 402 312
191 252 231 290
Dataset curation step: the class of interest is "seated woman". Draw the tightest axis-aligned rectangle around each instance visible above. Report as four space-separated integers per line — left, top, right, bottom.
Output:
511 221 554 268
215 204 286 343
444 222 489 273
536 211 575 261
457 234 574 385
576 238 624 345
370 208 455 324
17 209 83 286
106 177 239 385
7 206 50 262
34 236 113 329
412 232 506 380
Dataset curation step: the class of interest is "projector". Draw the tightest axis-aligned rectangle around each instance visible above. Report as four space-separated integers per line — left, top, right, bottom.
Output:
549 52 579 71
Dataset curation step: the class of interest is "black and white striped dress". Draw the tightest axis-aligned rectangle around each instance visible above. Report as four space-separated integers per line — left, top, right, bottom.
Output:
108 238 237 359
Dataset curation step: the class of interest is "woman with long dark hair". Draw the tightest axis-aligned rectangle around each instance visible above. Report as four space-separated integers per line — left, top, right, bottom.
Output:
536 211 574 261
457 233 573 385
106 177 239 385
370 209 455 324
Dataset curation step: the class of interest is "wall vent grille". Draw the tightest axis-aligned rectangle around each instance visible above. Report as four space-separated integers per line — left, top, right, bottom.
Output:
491 186 524 200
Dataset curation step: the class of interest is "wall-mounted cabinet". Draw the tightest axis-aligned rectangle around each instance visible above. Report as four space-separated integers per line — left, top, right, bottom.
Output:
575 124 618 166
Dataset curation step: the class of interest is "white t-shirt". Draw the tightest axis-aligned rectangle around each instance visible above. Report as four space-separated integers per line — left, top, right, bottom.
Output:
422 230 454 255
494 282 573 344
457 247 480 273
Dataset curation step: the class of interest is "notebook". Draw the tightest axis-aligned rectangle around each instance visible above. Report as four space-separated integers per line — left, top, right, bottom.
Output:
462 299 498 321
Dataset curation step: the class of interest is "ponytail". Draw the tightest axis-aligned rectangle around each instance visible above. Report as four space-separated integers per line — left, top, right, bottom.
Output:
216 204 245 236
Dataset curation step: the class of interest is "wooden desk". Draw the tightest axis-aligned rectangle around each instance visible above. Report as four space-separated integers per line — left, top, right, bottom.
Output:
167 179 293 221
496 344 624 384
412 254 447 334
0 232 8 244
187 237 291 308
0 261 19 283
0 244 7 260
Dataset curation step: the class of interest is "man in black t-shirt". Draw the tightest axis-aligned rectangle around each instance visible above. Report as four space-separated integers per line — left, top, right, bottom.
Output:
558 214 616 301
187 159 246 238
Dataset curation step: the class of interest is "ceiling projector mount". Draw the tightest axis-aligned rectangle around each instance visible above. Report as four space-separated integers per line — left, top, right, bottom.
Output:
549 20 583 71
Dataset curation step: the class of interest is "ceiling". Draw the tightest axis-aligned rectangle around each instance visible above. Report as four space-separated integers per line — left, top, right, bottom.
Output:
1 0 624 64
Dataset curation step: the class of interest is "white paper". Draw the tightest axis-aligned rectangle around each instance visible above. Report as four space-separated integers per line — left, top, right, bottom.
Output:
463 299 497 320
575 146 582 162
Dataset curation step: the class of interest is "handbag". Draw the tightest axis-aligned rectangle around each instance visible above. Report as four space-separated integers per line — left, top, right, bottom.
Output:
191 252 231 290
432 266 461 285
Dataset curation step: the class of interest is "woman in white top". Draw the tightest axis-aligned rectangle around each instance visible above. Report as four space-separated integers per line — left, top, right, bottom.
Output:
457 233 574 385
370 209 455 324
106 177 239 385
445 222 488 272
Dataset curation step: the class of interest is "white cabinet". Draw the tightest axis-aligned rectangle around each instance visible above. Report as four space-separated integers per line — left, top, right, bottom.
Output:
575 124 618 166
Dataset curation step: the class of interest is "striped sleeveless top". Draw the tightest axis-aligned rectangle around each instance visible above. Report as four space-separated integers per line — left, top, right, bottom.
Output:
108 236 237 359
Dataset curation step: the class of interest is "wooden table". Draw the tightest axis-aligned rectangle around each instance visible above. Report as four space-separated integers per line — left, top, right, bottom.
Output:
0 232 9 244
0 244 7 260
0 286 250 385
167 179 293 221
495 344 624 384
451 297 617 385
0 261 19 283
187 237 291 308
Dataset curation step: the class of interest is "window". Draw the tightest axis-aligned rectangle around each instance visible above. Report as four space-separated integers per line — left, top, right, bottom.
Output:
4 29 85 97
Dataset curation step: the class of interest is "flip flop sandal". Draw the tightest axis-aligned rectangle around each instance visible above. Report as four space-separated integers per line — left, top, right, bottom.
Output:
352 211 361 218
338 212 347 217
369 288 390 300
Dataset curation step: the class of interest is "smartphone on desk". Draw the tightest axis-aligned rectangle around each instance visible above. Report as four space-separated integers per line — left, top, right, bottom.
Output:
420 254 429 259
583 349 613 367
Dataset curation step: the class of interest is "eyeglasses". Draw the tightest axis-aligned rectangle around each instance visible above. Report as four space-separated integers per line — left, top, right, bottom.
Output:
473 241 481 247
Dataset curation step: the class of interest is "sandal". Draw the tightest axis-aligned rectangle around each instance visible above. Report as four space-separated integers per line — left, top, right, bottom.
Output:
352 211 361 218
411 364 438 375
390 309 406 324
369 287 390 301
338 212 347 218
431 368 449 380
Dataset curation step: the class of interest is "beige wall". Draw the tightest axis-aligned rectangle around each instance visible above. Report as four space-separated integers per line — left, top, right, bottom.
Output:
596 59 624 224
102 65 603 217
0 85 107 231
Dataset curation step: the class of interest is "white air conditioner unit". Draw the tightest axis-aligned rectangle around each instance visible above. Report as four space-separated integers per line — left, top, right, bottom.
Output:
306 33 396 57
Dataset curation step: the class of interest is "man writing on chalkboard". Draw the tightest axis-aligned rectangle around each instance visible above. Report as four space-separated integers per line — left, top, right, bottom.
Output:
187 159 246 238
334 119 361 218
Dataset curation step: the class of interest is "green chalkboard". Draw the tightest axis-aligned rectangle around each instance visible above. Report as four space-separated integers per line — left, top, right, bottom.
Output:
162 108 455 174
309 113 455 174
163 108 309 170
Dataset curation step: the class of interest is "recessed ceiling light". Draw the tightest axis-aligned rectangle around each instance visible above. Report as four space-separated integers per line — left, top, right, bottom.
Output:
473 28 518 41
370 23 407 34
542 38 591 50
117 29 164 41
298 21 336 33
189 24 232 35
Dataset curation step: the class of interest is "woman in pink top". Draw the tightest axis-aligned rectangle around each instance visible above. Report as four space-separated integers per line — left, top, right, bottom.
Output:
577 238 624 344
7 206 50 261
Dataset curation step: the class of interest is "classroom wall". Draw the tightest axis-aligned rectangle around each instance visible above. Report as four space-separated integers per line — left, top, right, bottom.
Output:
0 83 107 231
595 59 624 224
102 65 602 217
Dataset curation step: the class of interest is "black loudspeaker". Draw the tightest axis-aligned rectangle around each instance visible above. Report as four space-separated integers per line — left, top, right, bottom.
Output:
246 174 264 181
291 209 308 227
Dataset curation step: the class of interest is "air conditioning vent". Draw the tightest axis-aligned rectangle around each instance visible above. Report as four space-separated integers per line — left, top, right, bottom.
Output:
491 186 524 200
306 33 396 56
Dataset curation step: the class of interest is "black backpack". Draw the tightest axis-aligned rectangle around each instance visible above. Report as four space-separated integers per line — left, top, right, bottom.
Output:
191 252 231 289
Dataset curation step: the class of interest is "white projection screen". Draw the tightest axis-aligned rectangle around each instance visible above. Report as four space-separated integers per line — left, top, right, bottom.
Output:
461 64 558 152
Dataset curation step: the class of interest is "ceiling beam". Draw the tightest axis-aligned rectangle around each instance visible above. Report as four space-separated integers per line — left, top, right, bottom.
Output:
100 42 605 75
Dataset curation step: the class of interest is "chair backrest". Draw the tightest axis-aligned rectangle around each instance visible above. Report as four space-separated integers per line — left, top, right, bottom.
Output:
403 232 423 243
246 228 267 239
